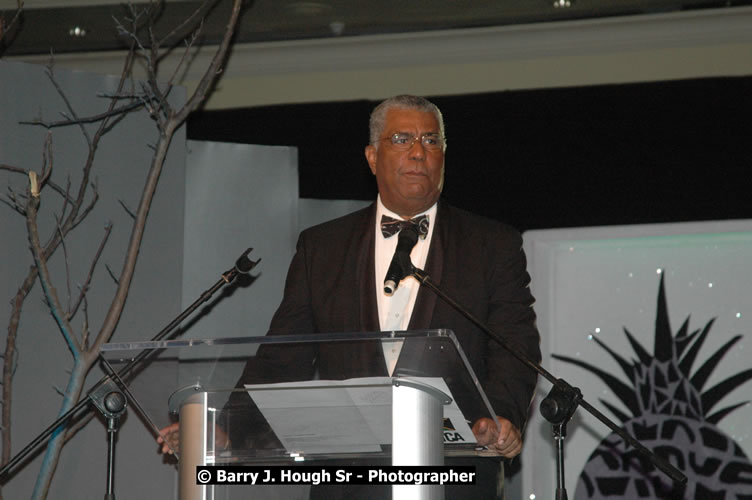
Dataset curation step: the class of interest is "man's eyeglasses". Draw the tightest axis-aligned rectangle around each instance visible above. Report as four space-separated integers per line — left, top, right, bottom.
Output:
379 132 445 151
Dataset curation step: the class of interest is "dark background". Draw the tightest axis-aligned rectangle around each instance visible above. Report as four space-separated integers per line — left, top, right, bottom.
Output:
188 76 752 233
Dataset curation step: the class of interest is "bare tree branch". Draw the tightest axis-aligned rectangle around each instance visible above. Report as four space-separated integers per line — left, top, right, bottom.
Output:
0 0 24 55
18 101 144 130
67 223 113 321
0 188 25 216
25 180 82 356
55 178 74 231
54 215 73 317
166 21 204 88
2 267 36 465
0 17 136 481
62 409 95 445
80 296 90 351
156 0 212 48
175 0 242 123
0 164 76 204
105 264 120 285
2 1 244 497
71 181 99 228
88 0 244 360
37 132 54 191
47 66 93 147
118 199 136 220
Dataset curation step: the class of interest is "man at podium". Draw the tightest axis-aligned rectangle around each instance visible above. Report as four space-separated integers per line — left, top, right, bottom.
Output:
162 94 541 499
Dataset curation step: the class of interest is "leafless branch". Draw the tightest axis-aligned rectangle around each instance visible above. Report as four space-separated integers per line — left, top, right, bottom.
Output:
62 409 95 445
3 1 244 496
58 176 72 224
46 66 92 147
17 49 139 143
25 189 81 356
1 2 136 485
0 164 76 204
114 20 147 55
17 101 144 130
84 0 244 361
0 0 24 54
0 186 25 216
68 223 113 321
100 103 134 136
156 0 212 48
37 132 54 190
105 264 119 285
0 199 22 216
164 19 204 89
54 215 73 316
118 199 136 220
81 297 90 351
145 44 171 124
113 2 150 55
3 268 37 464
175 0 242 124
72 181 99 228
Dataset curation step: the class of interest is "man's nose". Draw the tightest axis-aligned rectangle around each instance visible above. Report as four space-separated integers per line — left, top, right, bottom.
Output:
408 138 426 159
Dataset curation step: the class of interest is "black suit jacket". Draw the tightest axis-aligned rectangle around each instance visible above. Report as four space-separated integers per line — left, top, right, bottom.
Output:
231 200 540 438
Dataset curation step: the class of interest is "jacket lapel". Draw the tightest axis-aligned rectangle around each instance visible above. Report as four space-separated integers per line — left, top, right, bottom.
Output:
357 203 380 332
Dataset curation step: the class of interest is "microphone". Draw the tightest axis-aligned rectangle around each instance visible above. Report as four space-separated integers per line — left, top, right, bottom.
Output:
383 225 419 296
235 248 261 273
221 248 261 283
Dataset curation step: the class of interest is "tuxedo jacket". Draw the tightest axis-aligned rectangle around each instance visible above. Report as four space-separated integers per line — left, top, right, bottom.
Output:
232 200 541 438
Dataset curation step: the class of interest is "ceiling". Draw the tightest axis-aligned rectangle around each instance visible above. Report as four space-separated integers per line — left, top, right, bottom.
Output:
2 0 752 56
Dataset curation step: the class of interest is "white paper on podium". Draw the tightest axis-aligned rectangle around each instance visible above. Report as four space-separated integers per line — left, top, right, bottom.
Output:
244 376 475 455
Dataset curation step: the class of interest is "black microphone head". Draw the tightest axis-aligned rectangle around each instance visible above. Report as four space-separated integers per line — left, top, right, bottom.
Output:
396 224 419 248
384 280 397 296
236 248 260 273
383 226 420 296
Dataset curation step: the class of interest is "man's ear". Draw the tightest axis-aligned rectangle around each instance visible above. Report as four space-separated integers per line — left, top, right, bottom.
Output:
364 145 377 175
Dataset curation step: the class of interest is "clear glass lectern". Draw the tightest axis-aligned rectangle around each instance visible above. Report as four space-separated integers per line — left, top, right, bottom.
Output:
102 329 500 500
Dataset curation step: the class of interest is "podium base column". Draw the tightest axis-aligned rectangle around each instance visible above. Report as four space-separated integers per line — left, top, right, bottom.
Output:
179 392 208 500
392 383 444 500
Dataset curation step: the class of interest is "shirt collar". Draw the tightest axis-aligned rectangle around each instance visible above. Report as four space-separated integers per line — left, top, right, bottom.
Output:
375 195 437 229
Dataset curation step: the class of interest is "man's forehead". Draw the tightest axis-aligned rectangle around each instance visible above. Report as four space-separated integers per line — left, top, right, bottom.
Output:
384 108 439 131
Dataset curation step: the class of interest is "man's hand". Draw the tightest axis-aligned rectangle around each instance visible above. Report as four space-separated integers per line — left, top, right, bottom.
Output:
157 422 231 455
472 416 522 458
157 422 180 455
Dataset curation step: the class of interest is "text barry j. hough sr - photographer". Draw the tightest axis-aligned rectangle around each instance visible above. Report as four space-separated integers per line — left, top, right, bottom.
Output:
196 466 477 486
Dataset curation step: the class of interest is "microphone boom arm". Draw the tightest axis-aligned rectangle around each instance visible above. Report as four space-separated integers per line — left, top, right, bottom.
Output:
409 265 687 486
0 248 260 479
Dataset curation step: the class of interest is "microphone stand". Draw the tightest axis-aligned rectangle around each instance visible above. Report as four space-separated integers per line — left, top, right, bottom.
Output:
88 379 127 500
400 263 687 495
0 248 260 495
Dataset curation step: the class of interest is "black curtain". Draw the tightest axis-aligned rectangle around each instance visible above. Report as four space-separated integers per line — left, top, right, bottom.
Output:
188 76 752 232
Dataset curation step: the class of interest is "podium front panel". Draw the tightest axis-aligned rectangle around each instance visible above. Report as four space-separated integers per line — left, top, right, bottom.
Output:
103 330 500 465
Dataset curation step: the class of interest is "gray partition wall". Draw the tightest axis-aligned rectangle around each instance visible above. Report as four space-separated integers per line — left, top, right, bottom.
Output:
182 139 370 351
183 140 299 345
0 61 186 498
180 140 370 500
0 60 369 499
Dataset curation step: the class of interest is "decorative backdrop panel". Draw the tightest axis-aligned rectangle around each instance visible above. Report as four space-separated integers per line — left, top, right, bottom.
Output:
522 220 752 500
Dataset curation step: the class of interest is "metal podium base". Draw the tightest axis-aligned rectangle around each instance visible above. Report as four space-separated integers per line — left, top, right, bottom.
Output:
392 379 448 500
176 378 451 500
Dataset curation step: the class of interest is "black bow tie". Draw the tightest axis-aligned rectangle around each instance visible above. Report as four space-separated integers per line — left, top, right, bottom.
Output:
380 214 429 239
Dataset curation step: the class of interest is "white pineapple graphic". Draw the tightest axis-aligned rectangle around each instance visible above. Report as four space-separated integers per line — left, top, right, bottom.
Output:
553 275 752 499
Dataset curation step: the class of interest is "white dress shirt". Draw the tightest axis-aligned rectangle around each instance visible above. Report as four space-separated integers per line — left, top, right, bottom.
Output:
374 195 437 374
